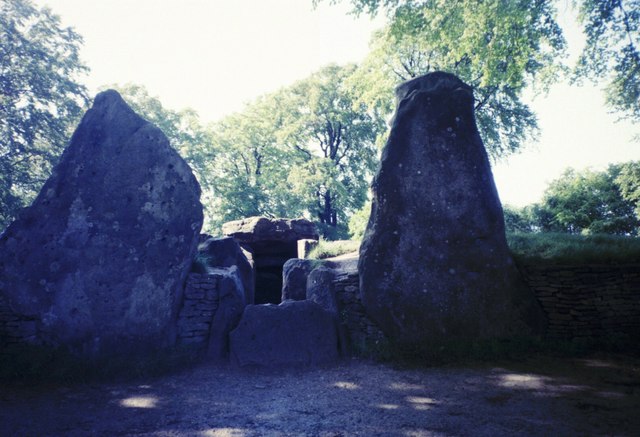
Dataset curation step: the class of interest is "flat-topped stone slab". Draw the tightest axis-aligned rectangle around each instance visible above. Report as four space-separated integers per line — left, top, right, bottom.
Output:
222 217 318 244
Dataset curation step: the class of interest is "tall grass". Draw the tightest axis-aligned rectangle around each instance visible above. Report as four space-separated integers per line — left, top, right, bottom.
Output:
507 232 640 265
307 239 360 259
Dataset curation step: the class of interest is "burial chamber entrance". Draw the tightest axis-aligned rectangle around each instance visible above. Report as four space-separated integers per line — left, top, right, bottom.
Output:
222 217 319 305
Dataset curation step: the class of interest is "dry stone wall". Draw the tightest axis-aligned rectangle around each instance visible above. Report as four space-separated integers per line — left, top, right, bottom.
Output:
0 295 39 354
519 264 640 341
176 274 220 346
330 268 386 352
319 259 639 347
176 268 247 360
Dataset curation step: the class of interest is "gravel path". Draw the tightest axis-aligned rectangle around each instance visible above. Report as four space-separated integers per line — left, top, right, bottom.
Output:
1 355 639 436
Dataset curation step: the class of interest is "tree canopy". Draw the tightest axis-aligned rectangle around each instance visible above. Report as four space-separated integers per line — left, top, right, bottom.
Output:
506 164 640 236
319 0 566 158
575 0 640 122
209 64 383 237
0 0 88 228
320 0 639 135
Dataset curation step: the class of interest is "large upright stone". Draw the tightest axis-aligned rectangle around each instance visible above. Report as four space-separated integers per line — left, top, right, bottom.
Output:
196 237 255 304
0 90 203 356
359 72 545 347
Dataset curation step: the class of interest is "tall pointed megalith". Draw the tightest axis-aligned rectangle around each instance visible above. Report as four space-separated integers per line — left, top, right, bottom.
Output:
358 72 545 347
0 90 203 356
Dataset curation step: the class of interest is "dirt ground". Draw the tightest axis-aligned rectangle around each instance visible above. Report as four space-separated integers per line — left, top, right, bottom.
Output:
1 354 639 436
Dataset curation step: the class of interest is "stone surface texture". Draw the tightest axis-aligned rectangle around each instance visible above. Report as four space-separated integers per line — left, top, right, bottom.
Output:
0 90 203 356
176 267 247 360
519 263 640 341
359 72 545 346
222 217 318 244
223 217 319 305
229 300 338 367
281 258 316 301
197 237 254 304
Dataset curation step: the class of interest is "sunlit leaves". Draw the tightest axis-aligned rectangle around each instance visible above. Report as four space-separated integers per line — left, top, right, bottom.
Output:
616 161 640 218
538 165 639 235
208 64 382 237
575 0 640 122
340 0 566 159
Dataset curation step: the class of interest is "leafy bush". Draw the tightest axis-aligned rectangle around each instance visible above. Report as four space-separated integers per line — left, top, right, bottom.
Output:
348 201 371 240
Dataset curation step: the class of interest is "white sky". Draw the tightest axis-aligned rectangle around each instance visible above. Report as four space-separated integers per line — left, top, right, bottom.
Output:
36 0 638 207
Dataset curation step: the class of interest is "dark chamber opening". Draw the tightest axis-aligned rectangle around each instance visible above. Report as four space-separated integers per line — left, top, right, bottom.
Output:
249 240 298 305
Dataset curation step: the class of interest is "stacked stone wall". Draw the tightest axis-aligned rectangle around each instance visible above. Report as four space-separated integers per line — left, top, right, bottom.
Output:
176 273 220 347
331 269 386 350
519 264 640 341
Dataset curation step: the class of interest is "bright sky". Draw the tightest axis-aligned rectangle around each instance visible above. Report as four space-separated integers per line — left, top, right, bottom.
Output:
36 0 638 207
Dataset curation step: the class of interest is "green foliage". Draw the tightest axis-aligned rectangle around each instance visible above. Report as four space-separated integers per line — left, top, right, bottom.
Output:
574 0 640 122
209 92 306 230
348 200 371 240
329 0 567 158
0 0 88 229
536 165 639 235
507 232 640 264
286 64 384 230
307 238 360 259
210 64 382 235
616 161 640 217
503 204 538 233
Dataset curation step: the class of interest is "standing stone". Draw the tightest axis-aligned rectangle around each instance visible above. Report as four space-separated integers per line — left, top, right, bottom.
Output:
197 237 255 304
0 90 203 356
359 72 545 347
207 267 247 360
281 258 315 301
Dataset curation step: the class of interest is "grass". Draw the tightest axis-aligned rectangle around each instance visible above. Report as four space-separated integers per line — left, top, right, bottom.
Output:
507 232 640 265
306 233 640 264
307 239 360 259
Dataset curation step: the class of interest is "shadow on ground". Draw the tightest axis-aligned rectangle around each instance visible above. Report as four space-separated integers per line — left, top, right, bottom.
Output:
1 354 638 436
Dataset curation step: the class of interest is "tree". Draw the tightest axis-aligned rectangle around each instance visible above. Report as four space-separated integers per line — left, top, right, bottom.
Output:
206 64 382 238
575 0 640 122
536 165 639 235
318 0 566 158
0 0 88 228
286 64 384 237
503 204 539 233
348 200 371 240
320 0 639 129
209 92 305 230
616 161 640 217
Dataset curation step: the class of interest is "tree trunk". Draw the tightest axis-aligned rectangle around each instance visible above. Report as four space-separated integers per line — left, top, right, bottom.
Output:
318 189 337 227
